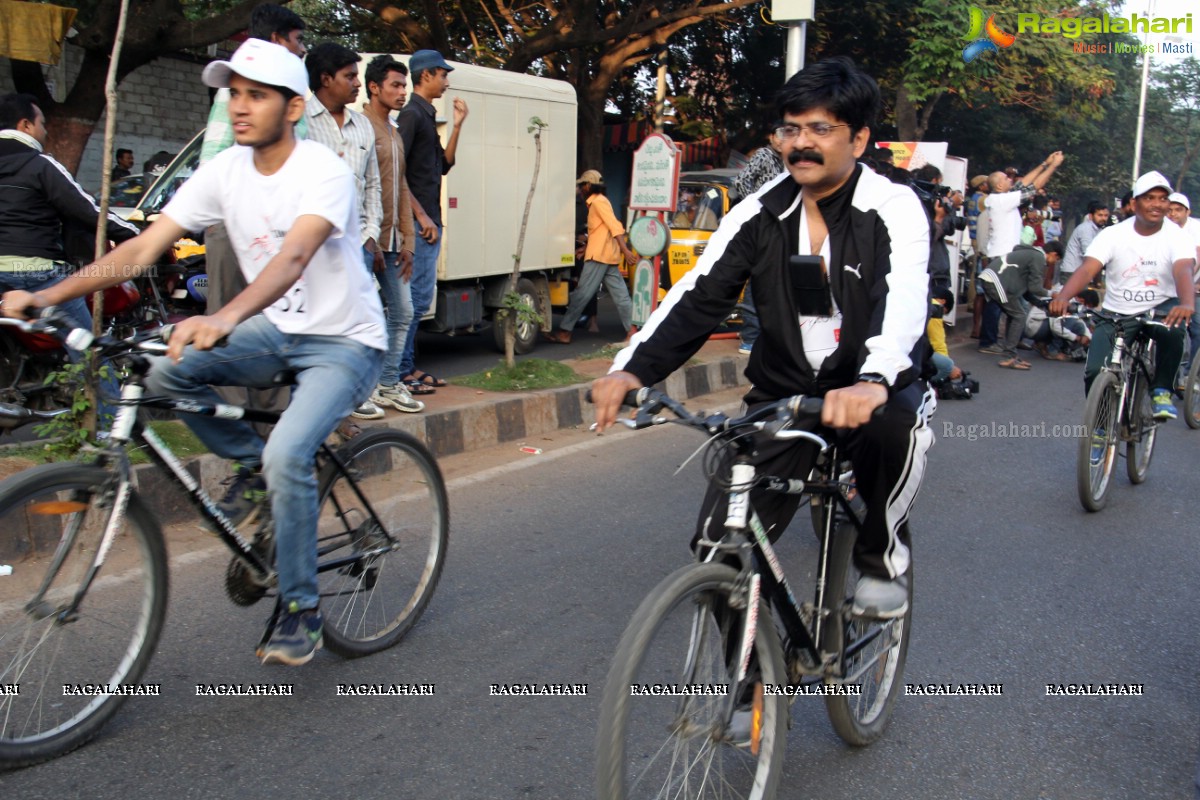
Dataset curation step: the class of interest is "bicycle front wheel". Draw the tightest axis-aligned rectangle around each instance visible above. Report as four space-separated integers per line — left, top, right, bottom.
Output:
0 463 167 768
315 430 448 657
1077 372 1121 512
821 523 911 746
1185 354 1200 430
1125 370 1157 485
596 563 787 800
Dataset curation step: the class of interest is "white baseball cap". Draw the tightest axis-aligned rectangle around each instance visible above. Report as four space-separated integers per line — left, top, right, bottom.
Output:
202 39 308 98
1168 191 1190 209
1131 170 1172 199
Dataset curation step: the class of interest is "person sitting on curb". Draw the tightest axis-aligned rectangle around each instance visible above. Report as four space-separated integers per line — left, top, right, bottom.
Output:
928 285 961 385
977 240 1062 369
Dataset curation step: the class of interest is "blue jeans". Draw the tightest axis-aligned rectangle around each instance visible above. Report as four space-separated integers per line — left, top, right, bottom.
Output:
399 226 440 380
0 266 117 423
376 251 414 386
930 352 954 383
739 284 760 347
145 315 383 609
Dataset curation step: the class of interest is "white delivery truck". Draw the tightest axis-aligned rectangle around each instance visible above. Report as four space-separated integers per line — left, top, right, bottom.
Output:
357 54 579 353
132 57 579 354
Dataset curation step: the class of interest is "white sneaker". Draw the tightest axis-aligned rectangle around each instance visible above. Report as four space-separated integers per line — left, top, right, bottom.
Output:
351 400 385 420
371 384 424 414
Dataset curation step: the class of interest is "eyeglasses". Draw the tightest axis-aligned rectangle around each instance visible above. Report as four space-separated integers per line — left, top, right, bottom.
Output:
774 122 849 141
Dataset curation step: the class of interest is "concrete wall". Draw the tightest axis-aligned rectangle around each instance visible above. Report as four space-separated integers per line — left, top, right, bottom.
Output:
0 43 211 192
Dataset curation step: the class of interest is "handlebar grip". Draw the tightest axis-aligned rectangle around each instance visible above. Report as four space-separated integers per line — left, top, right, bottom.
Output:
584 387 647 408
160 323 230 348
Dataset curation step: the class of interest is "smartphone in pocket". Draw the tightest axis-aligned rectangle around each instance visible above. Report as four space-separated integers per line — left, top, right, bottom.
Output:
788 254 832 316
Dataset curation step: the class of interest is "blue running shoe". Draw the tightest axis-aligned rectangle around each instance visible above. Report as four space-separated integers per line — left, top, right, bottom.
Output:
1090 429 1106 466
260 602 323 666
1151 389 1177 420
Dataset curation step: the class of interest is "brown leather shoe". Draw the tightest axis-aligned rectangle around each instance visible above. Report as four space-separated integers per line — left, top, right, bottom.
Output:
543 330 572 344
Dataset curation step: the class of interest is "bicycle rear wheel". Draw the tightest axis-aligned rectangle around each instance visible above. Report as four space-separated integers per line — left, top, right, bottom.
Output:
821 522 911 746
596 563 787 800
1077 372 1120 512
1185 353 1200 430
0 463 167 767
315 430 448 657
1125 369 1156 485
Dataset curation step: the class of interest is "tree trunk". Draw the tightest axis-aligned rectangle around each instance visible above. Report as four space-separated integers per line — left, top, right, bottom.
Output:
894 87 918 142
577 91 606 171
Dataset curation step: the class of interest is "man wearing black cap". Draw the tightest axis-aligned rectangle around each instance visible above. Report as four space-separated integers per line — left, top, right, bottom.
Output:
394 49 469 393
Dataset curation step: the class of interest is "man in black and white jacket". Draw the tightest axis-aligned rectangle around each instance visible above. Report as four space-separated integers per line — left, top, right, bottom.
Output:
592 58 934 618
0 93 139 330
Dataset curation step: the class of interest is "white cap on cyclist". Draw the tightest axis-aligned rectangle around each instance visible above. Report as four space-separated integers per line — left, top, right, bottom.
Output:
1168 192 1190 210
202 39 308 98
1131 170 1172 199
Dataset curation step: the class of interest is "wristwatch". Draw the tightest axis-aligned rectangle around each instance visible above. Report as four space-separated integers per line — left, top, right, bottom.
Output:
856 372 889 388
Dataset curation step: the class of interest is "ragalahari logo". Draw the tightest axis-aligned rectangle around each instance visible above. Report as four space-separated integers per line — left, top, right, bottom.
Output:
962 7 1016 62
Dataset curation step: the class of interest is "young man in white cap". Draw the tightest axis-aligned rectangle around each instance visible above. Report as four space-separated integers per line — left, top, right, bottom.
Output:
1051 170 1196 418
0 38 386 666
1166 191 1200 368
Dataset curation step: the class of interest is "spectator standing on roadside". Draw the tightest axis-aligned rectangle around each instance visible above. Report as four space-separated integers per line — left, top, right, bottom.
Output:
985 151 1063 264
732 121 788 355
361 55 424 415
395 49 468 393
1166 191 1200 371
544 169 636 344
304 42 384 420
1058 201 1109 288
967 174 991 338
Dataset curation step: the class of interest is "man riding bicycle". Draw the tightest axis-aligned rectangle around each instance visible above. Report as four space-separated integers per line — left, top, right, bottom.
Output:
1050 171 1196 418
592 57 934 619
0 40 386 666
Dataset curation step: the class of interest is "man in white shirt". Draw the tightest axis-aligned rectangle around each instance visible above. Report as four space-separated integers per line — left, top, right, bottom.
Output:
303 42 386 419
1051 171 1196 419
1 39 386 667
1057 200 1109 287
985 151 1064 260
1166 191 1200 367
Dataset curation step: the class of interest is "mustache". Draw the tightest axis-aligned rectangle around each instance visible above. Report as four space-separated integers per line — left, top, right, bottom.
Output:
788 149 824 165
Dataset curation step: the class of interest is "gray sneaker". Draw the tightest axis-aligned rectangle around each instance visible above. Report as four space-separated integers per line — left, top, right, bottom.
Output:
351 400 385 420
371 383 424 414
851 574 909 619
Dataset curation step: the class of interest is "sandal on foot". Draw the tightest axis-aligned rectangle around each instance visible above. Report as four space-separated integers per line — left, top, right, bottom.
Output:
402 379 437 395
407 370 447 387
998 357 1032 370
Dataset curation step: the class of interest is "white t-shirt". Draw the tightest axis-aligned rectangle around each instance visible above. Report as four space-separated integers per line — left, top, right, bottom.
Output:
984 190 1023 259
796 206 841 371
163 140 385 350
1084 217 1195 315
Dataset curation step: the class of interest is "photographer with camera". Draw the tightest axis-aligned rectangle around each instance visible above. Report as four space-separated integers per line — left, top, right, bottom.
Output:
985 152 1064 265
978 240 1063 369
911 165 966 291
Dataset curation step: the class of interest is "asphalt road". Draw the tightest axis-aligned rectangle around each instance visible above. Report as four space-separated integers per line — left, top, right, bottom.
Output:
2 340 1199 798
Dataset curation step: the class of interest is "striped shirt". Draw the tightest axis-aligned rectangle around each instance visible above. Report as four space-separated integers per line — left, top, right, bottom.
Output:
304 95 383 245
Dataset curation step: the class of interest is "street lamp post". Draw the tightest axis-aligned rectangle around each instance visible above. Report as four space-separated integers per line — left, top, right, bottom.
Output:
772 0 815 79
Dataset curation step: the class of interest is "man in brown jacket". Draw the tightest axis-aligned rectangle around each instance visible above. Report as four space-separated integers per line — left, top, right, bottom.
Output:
361 55 423 413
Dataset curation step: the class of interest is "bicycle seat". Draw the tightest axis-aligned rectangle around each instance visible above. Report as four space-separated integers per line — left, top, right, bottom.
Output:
270 369 298 387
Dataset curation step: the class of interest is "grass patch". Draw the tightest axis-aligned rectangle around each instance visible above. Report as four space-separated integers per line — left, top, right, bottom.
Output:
576 343 625 362
0 419 208 467
454 359 590 392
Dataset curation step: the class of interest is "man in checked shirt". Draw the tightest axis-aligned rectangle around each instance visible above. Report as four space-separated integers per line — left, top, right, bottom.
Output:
303 42 386 419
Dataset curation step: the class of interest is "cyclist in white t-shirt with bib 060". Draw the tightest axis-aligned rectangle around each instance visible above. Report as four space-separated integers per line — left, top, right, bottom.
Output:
1050 170 1196 420
0 39 386 667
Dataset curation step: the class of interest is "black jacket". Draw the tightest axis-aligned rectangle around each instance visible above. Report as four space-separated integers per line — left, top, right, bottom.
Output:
0 137 138 263
615 165 932 401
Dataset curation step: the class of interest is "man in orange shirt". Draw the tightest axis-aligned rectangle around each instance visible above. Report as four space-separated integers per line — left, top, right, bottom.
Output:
545 169 636 343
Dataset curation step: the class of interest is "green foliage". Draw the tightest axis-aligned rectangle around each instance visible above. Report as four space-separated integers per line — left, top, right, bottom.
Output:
454 359 589 392
31 361 113 461
497 290 545 330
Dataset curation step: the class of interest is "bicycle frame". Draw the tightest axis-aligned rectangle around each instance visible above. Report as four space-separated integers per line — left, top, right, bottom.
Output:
698 438 882 688
1098 317 1158 442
